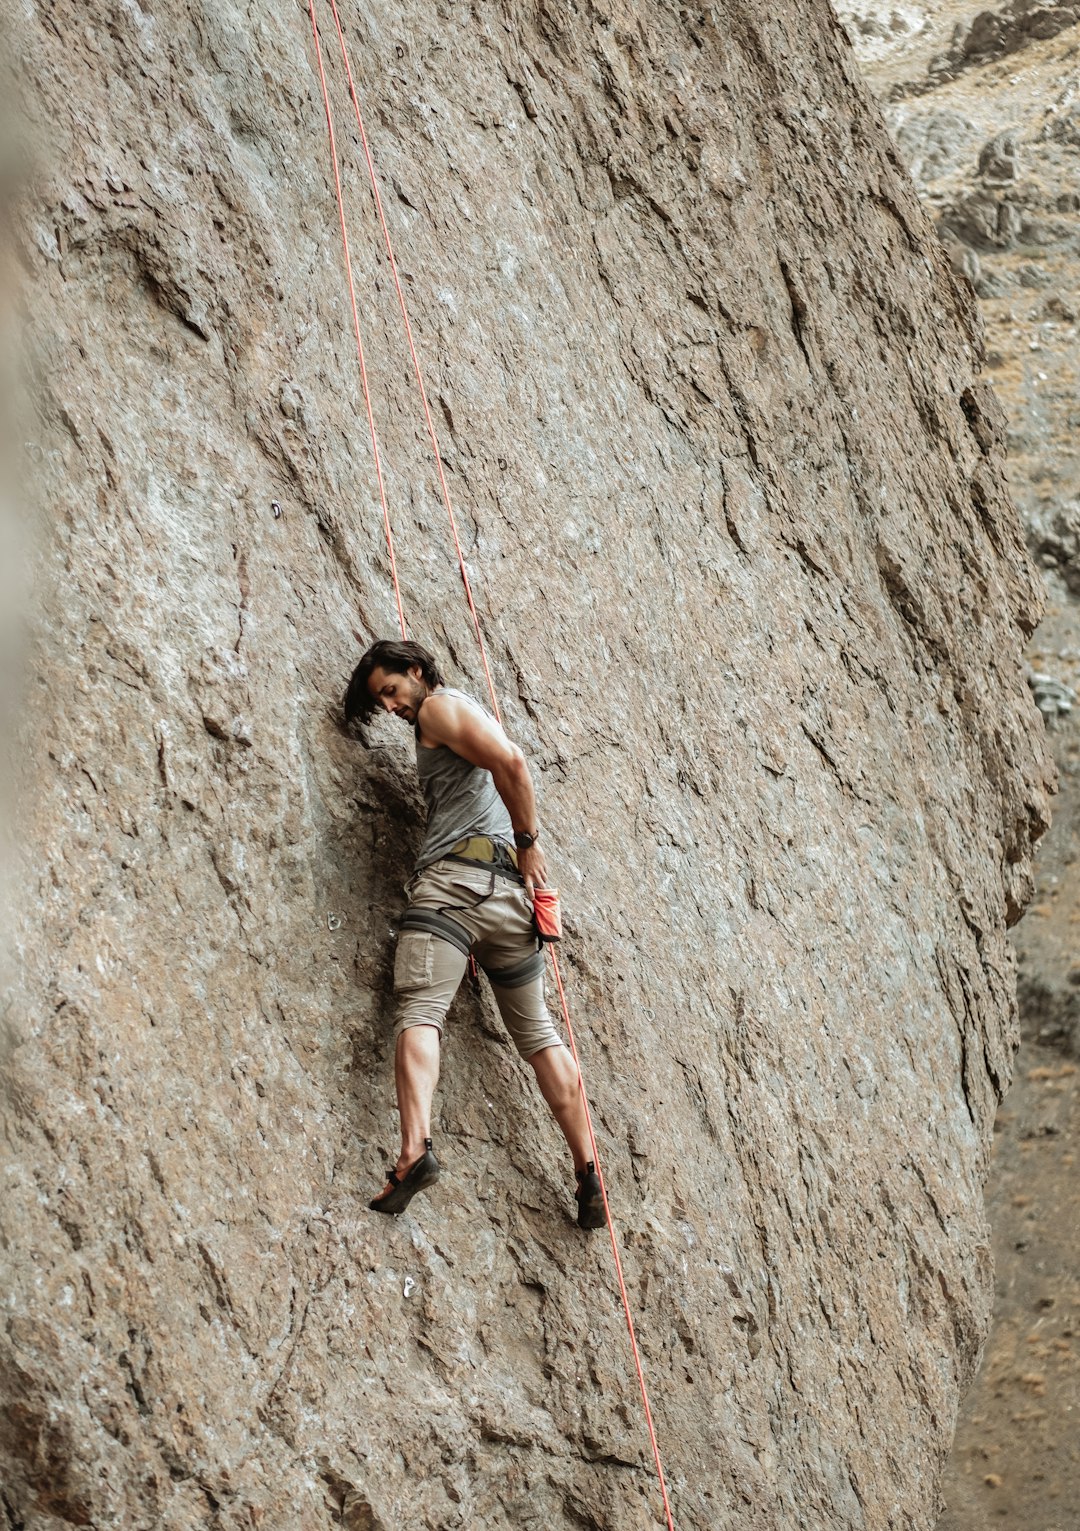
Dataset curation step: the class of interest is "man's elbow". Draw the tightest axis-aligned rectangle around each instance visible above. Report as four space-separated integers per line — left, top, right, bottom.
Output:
493 744 529 788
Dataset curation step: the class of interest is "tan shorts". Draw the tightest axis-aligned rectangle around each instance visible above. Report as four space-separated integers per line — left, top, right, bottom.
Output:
393 858 563 1059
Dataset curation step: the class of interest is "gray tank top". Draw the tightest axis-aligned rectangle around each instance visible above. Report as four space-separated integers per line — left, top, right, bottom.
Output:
414 688 514 870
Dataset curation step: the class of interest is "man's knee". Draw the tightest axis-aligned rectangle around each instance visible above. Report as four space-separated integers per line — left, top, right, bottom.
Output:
395 1020 443 1050
529 1041 578 1096
394 1008 447 1045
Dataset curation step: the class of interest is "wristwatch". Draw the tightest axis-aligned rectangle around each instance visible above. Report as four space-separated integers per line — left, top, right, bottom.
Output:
514 828 540 850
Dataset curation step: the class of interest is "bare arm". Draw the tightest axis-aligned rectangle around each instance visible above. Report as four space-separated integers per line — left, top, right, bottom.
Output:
418 693 548 893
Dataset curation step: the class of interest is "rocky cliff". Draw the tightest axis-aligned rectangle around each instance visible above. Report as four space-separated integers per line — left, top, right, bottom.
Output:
837 0 1080 1056
1 1 1055 1527
831 4 1080 1525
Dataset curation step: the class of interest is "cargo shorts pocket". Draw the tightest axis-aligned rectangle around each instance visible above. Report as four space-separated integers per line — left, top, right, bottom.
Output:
393 930 434 993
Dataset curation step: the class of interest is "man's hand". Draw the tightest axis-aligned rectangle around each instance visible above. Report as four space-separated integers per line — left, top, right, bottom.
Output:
516 842 547 898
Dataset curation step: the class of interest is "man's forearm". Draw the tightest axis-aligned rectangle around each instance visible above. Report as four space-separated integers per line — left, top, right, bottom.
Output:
492 751 548 891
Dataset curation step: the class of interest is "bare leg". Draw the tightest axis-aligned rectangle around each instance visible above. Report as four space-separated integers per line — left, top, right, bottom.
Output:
529 1043 592 1171
389 1023 441 1181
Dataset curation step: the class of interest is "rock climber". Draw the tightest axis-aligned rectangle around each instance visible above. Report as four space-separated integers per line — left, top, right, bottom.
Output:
343 638 605 1230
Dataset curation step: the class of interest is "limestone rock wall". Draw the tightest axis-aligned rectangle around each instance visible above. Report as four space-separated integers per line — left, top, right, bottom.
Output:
2 1 1054 1527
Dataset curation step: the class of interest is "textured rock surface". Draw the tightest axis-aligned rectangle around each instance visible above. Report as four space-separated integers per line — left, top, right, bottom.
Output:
834 0 1080 1051
2 1 1055 1527
833 5 1080 1524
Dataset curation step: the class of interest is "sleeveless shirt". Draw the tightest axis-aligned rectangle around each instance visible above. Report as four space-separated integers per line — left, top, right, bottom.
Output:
414 688 514 870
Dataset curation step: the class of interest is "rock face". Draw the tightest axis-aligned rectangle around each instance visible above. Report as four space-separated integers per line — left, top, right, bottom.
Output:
2 2 1054 1528
833 0 1080 1057
804 5 1080 1526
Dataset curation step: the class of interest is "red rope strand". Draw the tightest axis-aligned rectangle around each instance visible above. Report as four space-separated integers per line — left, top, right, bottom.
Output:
550 948 677 1531
307 0 407 640
324 0 502 723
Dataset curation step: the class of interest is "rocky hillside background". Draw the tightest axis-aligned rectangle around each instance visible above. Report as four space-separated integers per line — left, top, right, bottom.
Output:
2 2 1055 1528
832 2 1080 1527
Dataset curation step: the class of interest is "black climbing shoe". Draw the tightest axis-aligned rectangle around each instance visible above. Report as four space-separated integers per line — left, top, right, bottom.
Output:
575 1162 606 1230
369 1139 440 1215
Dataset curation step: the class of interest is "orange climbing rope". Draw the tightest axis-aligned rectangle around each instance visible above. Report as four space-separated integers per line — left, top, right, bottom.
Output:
305 7 675 1526
306 0 407 641
547 950 676 1530
322 0 503 726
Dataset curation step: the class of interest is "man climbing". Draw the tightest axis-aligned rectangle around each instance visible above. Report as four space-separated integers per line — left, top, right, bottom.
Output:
344 638 605 1230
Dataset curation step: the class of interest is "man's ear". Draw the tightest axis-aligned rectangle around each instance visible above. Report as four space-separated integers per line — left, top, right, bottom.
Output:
408 664 424 681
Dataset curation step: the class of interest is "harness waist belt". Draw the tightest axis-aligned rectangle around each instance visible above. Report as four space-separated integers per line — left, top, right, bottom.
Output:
444 835 522 882
449 835 518 865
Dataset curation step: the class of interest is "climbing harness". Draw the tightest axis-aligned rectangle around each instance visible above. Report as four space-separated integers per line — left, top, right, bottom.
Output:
444 834 523 878
304 7 676 1527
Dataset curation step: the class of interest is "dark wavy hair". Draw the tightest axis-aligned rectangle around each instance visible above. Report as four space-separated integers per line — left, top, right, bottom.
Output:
344 639 444 726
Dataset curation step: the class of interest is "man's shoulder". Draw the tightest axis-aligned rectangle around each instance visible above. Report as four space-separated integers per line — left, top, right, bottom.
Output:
418 688 481 723
416 688 479 748
417 689 456 718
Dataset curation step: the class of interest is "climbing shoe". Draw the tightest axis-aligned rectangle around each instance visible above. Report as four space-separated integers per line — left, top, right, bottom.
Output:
369 1139 440 1215
575 1162 606 1231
